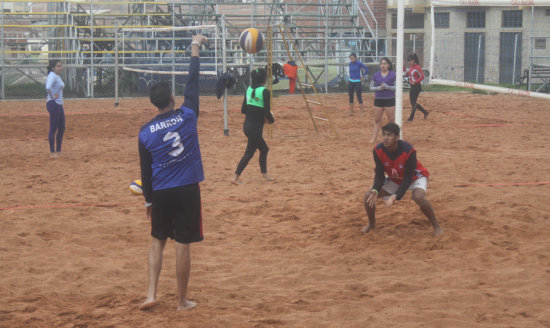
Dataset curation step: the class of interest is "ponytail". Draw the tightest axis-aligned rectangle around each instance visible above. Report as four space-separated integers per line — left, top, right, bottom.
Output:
406 53 419 65
250 68 267 98
47 59 60 74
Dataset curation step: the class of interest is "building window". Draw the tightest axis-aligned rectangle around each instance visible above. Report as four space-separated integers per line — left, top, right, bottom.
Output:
535 38 546 49
467 11 485 28
502 10 522 28
546 9 550 16
391 13 425 29
434 12 450 28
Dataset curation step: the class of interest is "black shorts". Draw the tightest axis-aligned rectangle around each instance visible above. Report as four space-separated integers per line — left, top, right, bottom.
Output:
374 98 395 108
151 183 204 244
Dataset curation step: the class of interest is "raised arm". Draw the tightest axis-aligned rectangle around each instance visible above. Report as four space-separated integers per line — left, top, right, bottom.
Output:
182 34 207 117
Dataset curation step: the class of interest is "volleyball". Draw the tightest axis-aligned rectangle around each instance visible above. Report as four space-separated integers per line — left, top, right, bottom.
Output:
240 28 264 54
129 180 143 195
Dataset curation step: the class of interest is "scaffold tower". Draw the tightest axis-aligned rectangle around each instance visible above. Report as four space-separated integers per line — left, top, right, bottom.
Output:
1 0 379 100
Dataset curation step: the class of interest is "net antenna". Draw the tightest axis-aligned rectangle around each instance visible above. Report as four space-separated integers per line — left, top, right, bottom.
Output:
120 25 218 76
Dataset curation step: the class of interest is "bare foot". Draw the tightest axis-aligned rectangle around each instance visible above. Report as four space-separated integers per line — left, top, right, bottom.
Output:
177 300 197 311
361 224 374 233
262 174 274 181
139 299 157 310
231 175 243 185
348 111 354 116
368 139 376 144
433 226 444 237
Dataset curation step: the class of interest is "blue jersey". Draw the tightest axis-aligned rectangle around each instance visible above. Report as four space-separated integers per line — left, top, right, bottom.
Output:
349 60 369 82
138 56 204 203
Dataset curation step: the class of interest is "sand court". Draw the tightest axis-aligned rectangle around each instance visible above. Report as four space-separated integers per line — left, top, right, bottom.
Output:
1 92 549 327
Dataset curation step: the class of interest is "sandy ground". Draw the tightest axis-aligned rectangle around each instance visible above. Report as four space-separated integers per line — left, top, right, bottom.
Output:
1 91 550 328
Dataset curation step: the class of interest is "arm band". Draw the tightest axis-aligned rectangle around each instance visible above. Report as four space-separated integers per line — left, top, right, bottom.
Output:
144 202 152 208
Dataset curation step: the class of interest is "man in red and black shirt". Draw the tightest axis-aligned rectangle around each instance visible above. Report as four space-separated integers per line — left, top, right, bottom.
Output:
363 123 443 237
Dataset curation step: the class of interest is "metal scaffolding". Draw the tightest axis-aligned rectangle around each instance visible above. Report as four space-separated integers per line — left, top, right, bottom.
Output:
1 0 379 100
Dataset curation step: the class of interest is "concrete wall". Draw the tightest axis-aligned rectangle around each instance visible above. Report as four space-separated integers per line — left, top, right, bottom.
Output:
386 5 550 84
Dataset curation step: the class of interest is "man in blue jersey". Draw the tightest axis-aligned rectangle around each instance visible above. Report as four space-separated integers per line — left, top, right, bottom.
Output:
138 34 207 311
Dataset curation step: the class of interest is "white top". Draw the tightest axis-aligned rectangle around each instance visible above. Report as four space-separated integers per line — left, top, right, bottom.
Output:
45 71 65 105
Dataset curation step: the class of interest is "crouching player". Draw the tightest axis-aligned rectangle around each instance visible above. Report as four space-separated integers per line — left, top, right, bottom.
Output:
363 123 443 237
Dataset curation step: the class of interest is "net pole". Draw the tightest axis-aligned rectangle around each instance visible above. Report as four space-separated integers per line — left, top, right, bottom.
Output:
214 24 219 77
528 7 533 91
115 20 119 107
222 15 229 136
1 0 5 99
90 0 94 98
171 0 176 96
512 34 518 86
429 6 435 84
395 0 405 137
476 34 481 83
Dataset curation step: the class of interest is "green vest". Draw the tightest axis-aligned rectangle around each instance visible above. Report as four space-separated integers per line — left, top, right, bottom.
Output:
246 86 265 108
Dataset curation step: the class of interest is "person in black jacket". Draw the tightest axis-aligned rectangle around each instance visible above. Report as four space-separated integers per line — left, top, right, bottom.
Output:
232 68 275 185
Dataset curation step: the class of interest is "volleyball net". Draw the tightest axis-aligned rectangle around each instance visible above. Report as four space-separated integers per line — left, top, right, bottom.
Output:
428 0 550 99
119 25 218 76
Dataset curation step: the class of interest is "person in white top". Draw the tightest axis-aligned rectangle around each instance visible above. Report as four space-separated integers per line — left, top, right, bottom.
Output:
45 60 65 158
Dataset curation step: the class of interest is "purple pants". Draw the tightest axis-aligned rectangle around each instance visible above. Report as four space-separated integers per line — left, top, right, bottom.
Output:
46 100 65 153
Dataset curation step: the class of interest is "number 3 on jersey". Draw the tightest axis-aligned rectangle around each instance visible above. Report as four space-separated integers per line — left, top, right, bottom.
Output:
164 131 184 157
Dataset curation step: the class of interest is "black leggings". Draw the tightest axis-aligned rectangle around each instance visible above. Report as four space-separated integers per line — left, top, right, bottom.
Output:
235 121 269 175
408 84 427 120
348 81 363 104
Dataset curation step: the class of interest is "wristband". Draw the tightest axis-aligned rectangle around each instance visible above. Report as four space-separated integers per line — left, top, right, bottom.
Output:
371 189 378 195
191 41 201 47
144 202 152 208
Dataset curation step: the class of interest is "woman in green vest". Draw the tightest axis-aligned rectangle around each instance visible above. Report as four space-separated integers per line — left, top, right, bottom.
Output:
232 68 275 185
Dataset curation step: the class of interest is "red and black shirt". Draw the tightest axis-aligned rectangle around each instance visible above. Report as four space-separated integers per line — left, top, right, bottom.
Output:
372 140 429 200
404 63 425 85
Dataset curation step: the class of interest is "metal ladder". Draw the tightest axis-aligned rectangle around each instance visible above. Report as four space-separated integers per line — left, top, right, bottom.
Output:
270 24 338 137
